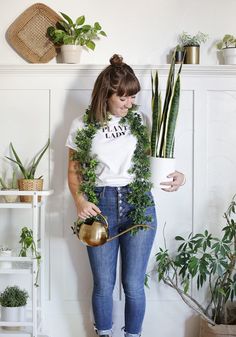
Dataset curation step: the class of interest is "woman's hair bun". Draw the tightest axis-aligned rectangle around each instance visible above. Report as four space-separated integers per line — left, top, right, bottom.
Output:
110 54 124 67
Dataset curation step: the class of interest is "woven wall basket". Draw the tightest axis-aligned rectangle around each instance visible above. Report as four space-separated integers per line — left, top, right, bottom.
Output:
6 3 61 63
18 179 43 203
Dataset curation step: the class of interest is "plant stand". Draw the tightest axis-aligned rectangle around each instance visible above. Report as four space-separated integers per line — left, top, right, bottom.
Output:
0 189 53 337
200 317 236 337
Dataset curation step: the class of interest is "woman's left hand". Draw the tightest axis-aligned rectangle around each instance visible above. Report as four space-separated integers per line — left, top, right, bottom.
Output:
160 171 186 192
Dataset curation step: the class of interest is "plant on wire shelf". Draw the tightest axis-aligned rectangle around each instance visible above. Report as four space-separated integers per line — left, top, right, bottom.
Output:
155 194 236 325
19 227 41 287
150 50 183 158
0 286 29 307
5 139 50 179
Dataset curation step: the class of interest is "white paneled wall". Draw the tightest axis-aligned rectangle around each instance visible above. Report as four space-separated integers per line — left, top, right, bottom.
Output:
0 64 236 337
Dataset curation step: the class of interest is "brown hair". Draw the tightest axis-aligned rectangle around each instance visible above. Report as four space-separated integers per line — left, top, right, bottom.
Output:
89 54 140 123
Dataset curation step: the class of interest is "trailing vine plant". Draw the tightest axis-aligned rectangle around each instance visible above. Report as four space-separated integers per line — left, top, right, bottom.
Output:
73 105 153 232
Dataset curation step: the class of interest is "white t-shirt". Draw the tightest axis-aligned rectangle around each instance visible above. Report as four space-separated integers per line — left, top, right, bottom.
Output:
66 113 142 187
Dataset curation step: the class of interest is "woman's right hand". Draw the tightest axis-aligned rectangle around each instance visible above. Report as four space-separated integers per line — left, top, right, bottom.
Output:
77 197 101 220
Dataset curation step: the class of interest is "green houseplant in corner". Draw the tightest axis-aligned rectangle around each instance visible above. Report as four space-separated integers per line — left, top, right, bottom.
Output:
155 194 236 337
5 139 50 202
0 286 29 323
216 34 236 65
47 12 107 63
150 50 183 189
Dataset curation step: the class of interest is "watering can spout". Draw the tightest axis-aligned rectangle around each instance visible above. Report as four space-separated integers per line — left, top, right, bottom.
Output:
73 213 153 247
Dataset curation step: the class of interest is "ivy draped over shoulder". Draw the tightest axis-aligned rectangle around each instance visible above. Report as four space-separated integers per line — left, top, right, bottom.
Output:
72 105 154 231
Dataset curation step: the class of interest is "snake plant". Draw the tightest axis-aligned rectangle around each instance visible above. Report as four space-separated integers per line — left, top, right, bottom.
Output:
150 51 183 158
5 139 50 179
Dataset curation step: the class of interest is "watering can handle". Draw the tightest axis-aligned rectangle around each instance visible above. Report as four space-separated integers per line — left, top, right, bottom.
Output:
107 224 154 242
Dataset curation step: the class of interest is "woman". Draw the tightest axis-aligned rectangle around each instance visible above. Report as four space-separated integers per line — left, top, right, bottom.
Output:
66 54 185 337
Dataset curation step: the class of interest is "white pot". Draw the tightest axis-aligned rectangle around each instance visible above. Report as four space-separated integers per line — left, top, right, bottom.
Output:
223 48 236 65
60 45 82 64
150 157 176 190
2 189 19 203
0 250 12 269
1 306 26 322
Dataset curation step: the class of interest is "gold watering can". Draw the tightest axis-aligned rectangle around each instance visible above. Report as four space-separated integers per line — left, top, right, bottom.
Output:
72 213 153 247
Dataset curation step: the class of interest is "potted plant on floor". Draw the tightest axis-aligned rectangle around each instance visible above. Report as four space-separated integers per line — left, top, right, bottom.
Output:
150 50 183 189
0 170 18 203
178 31 208 64
216 34 236 65
19 226 41 287
47 12 107 63
155 194 236 336
5 139 50 202
0 286 29 323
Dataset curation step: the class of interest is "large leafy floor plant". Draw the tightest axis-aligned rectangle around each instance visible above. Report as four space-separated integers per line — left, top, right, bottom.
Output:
155 195 236 325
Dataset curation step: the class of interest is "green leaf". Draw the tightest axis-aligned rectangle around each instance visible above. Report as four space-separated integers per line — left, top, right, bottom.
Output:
76 15 85 26
94 22 101 30
100 31 107 37
60 12 74 25
86 40 95 50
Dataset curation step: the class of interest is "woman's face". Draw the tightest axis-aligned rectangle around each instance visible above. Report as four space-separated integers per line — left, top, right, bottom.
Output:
107 94 136 117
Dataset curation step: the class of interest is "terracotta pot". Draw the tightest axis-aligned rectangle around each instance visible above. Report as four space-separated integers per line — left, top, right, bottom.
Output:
18 179 43 203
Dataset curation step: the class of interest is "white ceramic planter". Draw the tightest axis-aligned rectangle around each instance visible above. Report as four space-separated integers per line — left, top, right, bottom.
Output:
150 157 176 190
60 45 82 64
1 306 26 322
223 48 236 65
2 189 19 203
0 250 12 269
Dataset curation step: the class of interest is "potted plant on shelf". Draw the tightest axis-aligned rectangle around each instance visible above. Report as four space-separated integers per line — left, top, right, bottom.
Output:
216 34 236 65
0 170 18 203
47 12 107 64
178 31 208 64
5 139 50 202
0 286 29 323
150 50 183 189
175 44 185 64
19 227 41 287
155 194 236 336
0 246 12 269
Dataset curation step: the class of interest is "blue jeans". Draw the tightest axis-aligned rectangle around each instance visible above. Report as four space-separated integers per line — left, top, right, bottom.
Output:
87 185 157 337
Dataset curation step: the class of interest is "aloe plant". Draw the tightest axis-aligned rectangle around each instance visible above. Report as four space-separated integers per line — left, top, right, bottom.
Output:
5 139 50 179
0 170 17 189
151 51 183 158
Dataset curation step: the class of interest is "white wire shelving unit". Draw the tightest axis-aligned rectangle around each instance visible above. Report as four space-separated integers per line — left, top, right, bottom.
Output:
0 190 53 337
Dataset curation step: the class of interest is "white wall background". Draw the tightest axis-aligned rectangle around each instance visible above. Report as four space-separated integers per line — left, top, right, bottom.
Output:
1 0 236 65
1 1 236 337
